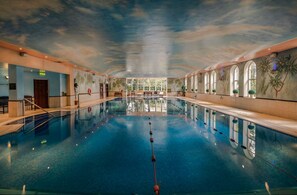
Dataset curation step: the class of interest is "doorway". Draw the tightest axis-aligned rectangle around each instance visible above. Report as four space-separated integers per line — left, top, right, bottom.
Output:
100 83 104 99
105 84 109 97
34 79 49 108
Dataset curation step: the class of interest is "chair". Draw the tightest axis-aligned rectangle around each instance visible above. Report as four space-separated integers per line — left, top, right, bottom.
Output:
0 96 8 113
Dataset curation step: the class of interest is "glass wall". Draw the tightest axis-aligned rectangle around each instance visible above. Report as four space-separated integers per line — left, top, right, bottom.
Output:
126 78 167 92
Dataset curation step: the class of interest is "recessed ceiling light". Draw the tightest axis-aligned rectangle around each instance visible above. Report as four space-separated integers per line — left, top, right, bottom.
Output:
19 47 22 50
45 56 48 58
268 48 271 51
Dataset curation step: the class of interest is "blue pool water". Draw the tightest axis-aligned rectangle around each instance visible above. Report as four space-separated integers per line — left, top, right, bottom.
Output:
0 98 296 194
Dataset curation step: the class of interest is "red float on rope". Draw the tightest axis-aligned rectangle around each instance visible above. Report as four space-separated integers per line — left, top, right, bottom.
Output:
87 88 92 95
150 138 154 143
150 130 153 135
152 155 156 162
154 185 160 194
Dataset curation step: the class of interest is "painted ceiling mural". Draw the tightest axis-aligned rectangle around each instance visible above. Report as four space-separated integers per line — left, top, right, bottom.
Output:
0 0 297 77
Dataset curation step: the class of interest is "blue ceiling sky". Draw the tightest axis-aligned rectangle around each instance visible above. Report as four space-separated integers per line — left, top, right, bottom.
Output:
1 0 297 77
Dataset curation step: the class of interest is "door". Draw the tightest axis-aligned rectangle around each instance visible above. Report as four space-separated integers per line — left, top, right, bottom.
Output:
34 80 49 108
100 83 104 99
105 84 109 97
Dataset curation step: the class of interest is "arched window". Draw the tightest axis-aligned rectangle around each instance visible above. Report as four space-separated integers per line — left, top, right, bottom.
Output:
230 65 239 95
204 72 209 93
187 77 191 92
194 74 198 92
244 61 256 97
190 75 194 92
210 71 216 93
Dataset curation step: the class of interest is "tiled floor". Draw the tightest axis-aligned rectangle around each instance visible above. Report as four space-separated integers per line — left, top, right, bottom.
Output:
178 96 297 137
0 96 296 137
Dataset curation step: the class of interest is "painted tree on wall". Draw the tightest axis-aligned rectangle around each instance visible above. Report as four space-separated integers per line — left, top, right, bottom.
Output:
110 78 125 91
259 54 297 97
218 68 228 94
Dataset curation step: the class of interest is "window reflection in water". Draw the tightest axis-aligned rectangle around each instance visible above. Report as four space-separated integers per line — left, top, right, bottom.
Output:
190 104 194 120
210 110 216 133
229 116 239 148
194 105 198 121
204 108 209 127
243 120 256 159
126 98 167 114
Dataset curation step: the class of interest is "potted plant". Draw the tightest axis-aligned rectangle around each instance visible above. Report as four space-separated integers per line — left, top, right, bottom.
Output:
248 89 256 98
248 124 255 130
206 89 209 93
233 89 239 97
212 89 216 94
74 82 79 105
181 85 186 96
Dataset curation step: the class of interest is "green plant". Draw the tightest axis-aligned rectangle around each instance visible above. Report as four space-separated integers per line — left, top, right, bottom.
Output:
126 84 132 92
181 85 186 92
248 90 256 95
233 89 239 94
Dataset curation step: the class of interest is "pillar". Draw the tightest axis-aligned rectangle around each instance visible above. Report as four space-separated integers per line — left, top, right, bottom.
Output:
67 71 75 106
8 65 24 117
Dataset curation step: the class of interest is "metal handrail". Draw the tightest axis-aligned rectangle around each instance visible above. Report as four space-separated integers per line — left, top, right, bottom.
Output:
77 92 96 108
23 98 55 118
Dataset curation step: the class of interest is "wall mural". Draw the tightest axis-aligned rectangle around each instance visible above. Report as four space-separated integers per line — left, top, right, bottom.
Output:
257 48 297 101
167 78 183 92
74 69 105 94
1 0 297 77
192 48 297 101
217 68 229 95
109 78 126 92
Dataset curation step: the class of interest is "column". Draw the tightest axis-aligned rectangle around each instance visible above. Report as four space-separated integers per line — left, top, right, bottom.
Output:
8 65 24 117
67 71 75 106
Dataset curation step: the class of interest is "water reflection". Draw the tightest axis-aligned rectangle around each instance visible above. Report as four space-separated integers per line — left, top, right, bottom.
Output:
243 120 256 160
210 110 216 132
229 116 239 148
126 98 167 115
0 99 296 194
203 107 209 126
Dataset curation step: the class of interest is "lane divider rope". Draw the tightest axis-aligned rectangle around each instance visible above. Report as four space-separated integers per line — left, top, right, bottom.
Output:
148 118 160 194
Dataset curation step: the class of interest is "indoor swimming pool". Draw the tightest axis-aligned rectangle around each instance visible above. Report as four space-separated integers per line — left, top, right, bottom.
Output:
0 98 296 194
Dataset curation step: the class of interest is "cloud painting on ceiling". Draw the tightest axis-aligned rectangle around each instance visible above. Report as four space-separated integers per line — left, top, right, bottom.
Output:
0 0 297 77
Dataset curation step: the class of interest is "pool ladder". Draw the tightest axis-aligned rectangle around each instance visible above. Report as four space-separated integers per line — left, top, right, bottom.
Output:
22 98 57 133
